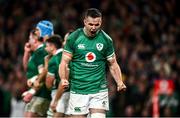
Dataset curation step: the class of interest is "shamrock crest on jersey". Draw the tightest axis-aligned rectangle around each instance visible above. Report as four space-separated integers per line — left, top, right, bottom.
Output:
85 52 96 62
96 43 103 51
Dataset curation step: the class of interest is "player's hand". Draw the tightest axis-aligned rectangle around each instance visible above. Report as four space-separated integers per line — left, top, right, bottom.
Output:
61 79 69 89
24 43 31 53
117 82 126 92
22 89 36 103
34 79 40 88
44 55 52 69
22 92 33 103
50 101 58 112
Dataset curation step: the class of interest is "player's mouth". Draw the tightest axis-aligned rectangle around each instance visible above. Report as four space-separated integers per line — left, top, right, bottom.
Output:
90 30 96 35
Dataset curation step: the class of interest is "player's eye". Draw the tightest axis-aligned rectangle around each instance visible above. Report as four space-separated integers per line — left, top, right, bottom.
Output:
95 24 100 26
89 23 93 26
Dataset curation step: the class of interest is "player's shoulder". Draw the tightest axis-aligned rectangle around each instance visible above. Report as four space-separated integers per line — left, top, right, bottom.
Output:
100 30 113 42
65 28 83 46
34 46 47 57
48 56 56 65
68 28 83 39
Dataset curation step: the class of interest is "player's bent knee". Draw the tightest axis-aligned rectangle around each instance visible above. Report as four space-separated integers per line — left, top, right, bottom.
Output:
90 113 105 118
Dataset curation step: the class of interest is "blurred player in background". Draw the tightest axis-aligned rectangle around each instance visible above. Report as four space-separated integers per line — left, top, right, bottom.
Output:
45 34 70 117
22 20 54 117
59 8 126 118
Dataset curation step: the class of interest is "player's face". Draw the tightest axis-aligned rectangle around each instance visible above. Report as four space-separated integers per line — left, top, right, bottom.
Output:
84 16 102 37
28 32 38 50
45 42 54 55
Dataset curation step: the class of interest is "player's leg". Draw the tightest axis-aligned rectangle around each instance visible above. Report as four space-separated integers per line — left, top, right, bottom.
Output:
26 96 50 117
89 91 109 118
47 89 57 118
89 109 106 118
34 96 50 117
24 96 41 117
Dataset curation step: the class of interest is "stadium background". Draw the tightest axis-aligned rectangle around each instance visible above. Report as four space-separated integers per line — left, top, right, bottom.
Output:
0 0 179 117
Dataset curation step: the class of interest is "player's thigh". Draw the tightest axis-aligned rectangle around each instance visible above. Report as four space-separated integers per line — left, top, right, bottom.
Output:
66 92 89 115
31 96 50 116
24 96 37 113
89 91 109 111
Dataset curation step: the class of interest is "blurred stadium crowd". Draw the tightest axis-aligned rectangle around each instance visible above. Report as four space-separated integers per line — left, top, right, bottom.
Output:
0 0 179 117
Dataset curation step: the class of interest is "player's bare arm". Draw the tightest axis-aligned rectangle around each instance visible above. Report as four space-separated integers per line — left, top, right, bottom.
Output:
59 51 72 82
108 54 126 92
50 81 64 112
23 42 31 71
34 55 51 88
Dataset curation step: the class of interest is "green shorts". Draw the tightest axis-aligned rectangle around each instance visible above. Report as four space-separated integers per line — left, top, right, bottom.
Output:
25 96 50 116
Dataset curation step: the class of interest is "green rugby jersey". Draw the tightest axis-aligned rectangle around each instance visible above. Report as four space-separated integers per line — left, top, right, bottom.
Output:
47 49 63 90
64 28 115 94
26 44 51 100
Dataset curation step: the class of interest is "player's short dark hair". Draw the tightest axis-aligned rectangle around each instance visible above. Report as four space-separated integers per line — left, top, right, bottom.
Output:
84 8 102 18
46 34 63 49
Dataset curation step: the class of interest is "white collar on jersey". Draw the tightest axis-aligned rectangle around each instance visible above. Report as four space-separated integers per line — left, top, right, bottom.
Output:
35 44 44 51
55 48 63 55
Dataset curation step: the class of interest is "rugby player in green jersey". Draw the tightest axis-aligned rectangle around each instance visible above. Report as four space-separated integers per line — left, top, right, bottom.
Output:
59 8 126 118
22 20 54 117
45 35 70 117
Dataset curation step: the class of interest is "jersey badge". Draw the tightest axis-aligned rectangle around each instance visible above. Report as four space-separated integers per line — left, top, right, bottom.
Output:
96 43 103 51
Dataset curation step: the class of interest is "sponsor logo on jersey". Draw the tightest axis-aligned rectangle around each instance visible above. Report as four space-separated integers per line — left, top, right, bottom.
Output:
96 43 103 51
85 52 96 62
78 44 85 49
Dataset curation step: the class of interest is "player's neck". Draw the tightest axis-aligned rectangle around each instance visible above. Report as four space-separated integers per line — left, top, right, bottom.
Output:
34 42 43 51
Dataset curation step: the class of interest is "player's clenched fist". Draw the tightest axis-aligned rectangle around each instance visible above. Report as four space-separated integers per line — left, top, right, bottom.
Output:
117 82 126 92
61 79 69 89
24 42 31 52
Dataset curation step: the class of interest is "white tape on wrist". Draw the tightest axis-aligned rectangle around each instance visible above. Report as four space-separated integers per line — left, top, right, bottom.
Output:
29 75 38 83
29 88 36 94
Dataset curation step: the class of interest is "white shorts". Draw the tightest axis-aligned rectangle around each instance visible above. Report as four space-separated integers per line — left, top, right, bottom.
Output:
67 91 109 115
56 92 70 114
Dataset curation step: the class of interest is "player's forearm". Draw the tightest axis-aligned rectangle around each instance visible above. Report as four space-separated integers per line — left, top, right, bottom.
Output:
59 61 67 80
37 68 47 82
109 60 123 85
54 83 64 102
23 51 30 71
65 65 70 80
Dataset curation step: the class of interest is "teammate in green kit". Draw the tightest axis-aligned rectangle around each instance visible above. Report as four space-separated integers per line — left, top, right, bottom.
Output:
22 20 54 117
45 34 70 117
59 8 126 118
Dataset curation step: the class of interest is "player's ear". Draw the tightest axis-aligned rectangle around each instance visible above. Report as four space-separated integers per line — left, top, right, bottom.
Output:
83 18 87 25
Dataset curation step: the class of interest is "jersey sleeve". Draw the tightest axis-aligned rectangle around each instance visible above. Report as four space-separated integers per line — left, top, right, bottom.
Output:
47 59 56 77
63 29 80 54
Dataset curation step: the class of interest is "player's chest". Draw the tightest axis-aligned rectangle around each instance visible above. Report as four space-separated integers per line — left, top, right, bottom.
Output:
74 38 105 52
